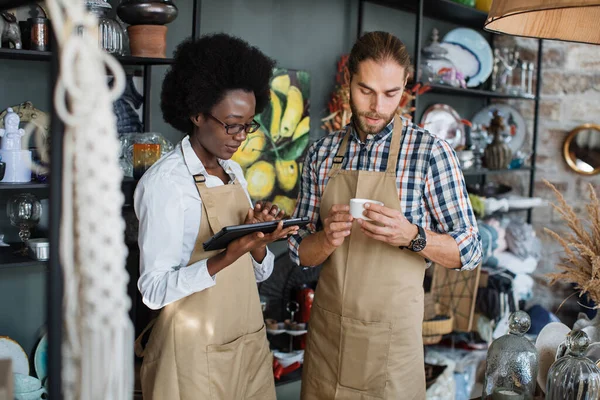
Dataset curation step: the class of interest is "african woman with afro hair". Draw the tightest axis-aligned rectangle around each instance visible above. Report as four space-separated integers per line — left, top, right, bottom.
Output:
133 33 298 400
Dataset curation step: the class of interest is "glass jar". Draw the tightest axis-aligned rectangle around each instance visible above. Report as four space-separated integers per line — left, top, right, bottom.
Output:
546 330 600 400
482 311 539 400
420 29 460 88
85 0 125 56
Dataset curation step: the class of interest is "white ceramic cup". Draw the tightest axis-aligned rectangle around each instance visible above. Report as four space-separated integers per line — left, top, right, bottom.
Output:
349 198 384 220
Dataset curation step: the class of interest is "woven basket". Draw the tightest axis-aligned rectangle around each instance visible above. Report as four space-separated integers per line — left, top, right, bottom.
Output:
423 315 454 336
422 303 453 346
422 334 443 345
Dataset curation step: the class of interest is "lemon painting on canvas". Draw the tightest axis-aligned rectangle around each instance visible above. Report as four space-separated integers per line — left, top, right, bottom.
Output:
232 68 310 217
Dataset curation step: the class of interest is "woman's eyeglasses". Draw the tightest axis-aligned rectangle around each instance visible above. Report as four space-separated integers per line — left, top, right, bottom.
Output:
207 114 261 135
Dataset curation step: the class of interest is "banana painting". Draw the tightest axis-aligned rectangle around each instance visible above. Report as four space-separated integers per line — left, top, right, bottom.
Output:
280 86 303 138
269 90 282 141
232 68 311 216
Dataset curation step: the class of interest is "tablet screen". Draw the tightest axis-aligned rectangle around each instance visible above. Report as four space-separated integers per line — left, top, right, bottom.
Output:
202 217 310 251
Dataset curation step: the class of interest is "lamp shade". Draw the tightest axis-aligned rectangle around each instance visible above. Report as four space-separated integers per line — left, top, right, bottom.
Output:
484 0 600 44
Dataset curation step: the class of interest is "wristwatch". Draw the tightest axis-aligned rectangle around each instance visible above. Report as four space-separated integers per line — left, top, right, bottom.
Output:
407 225 427 252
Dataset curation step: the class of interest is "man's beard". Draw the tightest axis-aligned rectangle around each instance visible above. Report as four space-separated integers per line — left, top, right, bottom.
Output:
350 99 395 136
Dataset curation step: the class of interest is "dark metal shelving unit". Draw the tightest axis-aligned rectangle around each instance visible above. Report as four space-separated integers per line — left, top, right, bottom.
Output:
462 166 532 177
0 47 174 65
0 181 49 189
425 83 537 100
0 1 202 399
358 0 543 224
0 246 47 270
366 0 488 30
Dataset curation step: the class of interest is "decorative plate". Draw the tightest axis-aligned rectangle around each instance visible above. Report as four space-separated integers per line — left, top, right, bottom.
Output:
439 42 480 86
472 104 527 153
0 336 29 375
34 333 48 382
442 28 493 88
420 104 465 149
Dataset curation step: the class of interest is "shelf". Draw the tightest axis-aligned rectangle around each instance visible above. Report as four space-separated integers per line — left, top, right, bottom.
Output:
366 0 488 30
462 167 532 176
0 245 47 269
0 181 49 189
424 0 488 29
0 178 137 201
116 55 174 66
423 84 537 101
0 48 173 65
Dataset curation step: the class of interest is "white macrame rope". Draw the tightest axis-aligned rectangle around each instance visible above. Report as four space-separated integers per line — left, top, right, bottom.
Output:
45 1 133 399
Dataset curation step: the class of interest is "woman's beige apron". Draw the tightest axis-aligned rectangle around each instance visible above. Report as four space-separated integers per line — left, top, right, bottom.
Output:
301 117 427 399
135 174 275 400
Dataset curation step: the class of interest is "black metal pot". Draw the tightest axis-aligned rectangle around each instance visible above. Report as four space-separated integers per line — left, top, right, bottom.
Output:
117 0 178 26
0 161 5 181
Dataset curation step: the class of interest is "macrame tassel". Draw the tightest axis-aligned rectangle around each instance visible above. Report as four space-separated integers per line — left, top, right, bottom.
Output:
45 1 134 399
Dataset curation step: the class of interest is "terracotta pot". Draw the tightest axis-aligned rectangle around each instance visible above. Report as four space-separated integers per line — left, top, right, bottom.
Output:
127 25 167 58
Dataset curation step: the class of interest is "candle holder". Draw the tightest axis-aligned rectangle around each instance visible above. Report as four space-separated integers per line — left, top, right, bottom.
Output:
7 193 41 256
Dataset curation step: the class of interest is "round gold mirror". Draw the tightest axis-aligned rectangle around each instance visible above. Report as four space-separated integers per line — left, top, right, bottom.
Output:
563 124 600 175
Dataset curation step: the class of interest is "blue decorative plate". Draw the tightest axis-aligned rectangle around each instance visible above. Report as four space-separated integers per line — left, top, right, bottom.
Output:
34 334 48 382
443 28 493 88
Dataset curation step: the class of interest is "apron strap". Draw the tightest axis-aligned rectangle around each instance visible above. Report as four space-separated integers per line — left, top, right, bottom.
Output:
134 317 157 357
328 126 351 178
385 115 404 177
192 173 223 233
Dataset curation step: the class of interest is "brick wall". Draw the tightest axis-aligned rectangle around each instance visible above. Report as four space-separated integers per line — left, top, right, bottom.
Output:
492 36 600 324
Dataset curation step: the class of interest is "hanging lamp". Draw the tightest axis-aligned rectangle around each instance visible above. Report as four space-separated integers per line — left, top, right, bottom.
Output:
484 0 600 44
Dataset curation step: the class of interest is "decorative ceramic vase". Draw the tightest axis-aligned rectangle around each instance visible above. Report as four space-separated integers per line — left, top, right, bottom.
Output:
117 0 177 58
482 311 539 400
127 25 167 58
0 107 32 183
117 0 178 25
484 111 512 170
476 0 493 12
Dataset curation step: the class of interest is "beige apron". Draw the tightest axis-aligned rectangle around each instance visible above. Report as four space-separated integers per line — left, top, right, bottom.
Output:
301 117 427 399
136 174 275 400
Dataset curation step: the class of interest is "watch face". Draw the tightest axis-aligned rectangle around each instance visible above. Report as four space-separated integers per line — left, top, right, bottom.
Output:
412 238 427 252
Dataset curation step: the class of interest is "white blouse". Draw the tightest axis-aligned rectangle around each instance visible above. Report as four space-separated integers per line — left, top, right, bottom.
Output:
134 136 274 310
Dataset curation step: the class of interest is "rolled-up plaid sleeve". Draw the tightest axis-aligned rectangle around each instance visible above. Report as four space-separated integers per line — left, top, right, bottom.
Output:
425 139 482 271
288 141 321 267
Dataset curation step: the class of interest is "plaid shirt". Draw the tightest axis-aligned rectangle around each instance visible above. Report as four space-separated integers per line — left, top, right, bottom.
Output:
288 118 482 271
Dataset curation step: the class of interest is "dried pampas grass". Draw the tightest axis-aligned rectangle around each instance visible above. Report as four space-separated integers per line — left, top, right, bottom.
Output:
543 179 600 309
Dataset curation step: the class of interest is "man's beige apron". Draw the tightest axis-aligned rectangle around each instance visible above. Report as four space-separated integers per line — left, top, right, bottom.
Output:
301 117 427 399
135 174 275 400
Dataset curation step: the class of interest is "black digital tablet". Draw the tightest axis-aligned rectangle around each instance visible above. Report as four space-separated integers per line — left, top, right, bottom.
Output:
202 217 310 251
